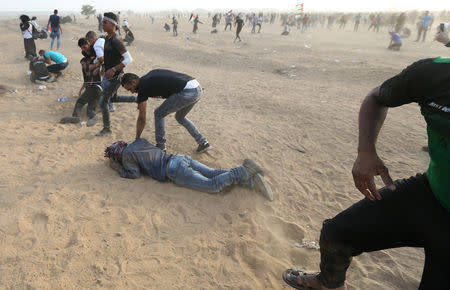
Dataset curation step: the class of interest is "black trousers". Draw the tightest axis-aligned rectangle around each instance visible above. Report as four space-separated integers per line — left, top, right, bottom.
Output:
318 173 450 289
24 38 36 59
73 86 100 119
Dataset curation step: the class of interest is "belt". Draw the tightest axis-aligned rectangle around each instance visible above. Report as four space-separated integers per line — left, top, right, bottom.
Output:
165 155 174 179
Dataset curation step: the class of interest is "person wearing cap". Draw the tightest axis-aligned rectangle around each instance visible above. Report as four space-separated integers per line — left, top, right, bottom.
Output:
95 12 136 137
105 138 273 200
120 69 211 153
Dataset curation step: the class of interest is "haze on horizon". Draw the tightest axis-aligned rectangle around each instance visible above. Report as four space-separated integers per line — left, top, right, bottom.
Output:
3 0 447 13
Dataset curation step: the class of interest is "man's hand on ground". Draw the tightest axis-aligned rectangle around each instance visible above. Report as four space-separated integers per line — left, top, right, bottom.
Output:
352 151 396 201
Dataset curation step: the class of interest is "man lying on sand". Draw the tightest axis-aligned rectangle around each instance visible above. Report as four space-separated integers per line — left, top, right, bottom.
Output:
105 138 273 200
283 57 450 289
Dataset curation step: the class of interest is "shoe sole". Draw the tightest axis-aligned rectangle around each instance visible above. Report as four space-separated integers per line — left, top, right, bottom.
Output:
253 173 273 201
197 145 212 153
243 158 265 176
86 115 99 127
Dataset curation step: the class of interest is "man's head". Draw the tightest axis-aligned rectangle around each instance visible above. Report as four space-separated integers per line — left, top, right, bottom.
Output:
104 141 128 163
121 73 140 93
38 50 46 56
54 9 58 15
78 37 91 54
85 31 98 45
103 12 118 33
31 16 37 21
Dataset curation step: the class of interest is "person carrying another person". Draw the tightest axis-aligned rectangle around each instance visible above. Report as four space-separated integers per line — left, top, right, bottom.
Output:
282 56 450 290
47 9 62 49
105 138 273 200
95 12 136 137
60 38 101 126
39 49 68 78
120 69 211 153
19 15 36 60
388 29 402 51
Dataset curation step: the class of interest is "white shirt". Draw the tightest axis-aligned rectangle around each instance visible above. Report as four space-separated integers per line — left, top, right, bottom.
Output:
93 37 105 59
22 22 33 39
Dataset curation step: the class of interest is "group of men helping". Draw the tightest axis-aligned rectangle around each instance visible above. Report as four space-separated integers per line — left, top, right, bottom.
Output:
31 11 450 289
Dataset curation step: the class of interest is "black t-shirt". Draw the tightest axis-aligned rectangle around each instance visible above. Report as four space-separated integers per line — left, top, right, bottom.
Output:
137 69 194 103
104 33 126 76
80 57 101 85
378 58 450 112
29 58 49 80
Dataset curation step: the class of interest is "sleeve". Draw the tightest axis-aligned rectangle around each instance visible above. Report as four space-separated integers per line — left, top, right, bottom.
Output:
377 58 434 107
117 153 141 179
112 37 126 54
94 39 104 58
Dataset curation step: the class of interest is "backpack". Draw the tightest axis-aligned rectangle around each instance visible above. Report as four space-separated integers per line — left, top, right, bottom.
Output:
32 24 40 39
29 58 49 82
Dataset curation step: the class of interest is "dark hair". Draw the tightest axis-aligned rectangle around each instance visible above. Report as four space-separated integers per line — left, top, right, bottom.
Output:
85 31 97 39
39 49 45 55
78 37 88 47
54 9 58 14
103 12 117 22
31 16 37 20
121 73 139 85
20 15 30 23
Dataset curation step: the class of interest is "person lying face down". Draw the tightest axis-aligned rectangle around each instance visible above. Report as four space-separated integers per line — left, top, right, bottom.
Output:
104 138 274 200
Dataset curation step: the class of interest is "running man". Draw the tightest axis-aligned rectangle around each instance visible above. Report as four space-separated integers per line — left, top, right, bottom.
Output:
95 12 136 137
234 13 244 42
121 69 210 153
282 57 450 289
105 138 273 200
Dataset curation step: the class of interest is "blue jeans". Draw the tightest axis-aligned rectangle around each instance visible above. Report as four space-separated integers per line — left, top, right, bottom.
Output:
47 61 68 73
154 86 206 150
99 74 137 129
167 155 249 193
50 28 61 49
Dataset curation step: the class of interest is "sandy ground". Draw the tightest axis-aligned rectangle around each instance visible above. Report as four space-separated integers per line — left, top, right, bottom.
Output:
0 13 447 289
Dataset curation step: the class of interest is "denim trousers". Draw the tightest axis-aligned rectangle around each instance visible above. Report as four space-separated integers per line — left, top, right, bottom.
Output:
167 155 249 193
99 74 137 129
50 28 61 49
317 173 450 289
47 61 68 74
154 86 206 149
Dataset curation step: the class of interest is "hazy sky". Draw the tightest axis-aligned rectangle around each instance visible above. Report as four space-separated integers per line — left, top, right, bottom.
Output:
4 0 446 12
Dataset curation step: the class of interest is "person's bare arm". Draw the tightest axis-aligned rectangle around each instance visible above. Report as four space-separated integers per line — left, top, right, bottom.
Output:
352 87 395 201
136 101 147 140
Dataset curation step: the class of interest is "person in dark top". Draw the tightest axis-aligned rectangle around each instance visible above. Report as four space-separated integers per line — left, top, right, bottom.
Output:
60 38 101 126
123 26 134 46
282 57 450 290
95 12 136 137
234 14 244 42
105 138 273 200
121 70 211 153
29 56 54 84
47 9 62 49
19 15 36 60
193 15 202 33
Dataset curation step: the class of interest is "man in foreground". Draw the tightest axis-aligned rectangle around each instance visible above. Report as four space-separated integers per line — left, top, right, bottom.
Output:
105 138 273 200
121 69 210 153
282 57 450 289
95 12 136 137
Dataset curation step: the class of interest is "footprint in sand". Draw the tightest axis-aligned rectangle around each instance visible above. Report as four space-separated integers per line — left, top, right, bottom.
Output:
32 213 48 238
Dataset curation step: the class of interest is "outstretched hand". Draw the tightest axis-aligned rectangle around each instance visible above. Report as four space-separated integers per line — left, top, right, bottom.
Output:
352 151 396 201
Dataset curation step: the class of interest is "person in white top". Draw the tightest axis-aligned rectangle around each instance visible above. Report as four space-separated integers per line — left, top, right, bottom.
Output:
19 14 36 59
